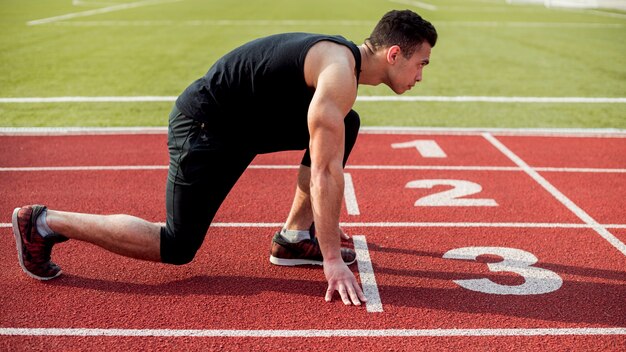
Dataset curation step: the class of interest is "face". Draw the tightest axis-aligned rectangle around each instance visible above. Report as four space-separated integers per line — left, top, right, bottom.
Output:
386 43 432 94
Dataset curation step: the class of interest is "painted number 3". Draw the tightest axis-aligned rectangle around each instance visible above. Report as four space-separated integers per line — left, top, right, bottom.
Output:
443 247 563 295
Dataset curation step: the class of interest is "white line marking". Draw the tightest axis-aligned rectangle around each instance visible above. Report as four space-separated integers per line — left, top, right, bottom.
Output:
343 173 360 216
389 0 438 11
2 126 625 137
353 235 383 313
346 165 519 171
0 96 177 103
483 133 626 256
2 222 626 229
1 96 625 104
0 166 169 172
46 19 376 27
358 126 626 137
27 0 182 26
0 327 624 337
436 21 624 28
392 139 447 158
41 19 626 28
2 165 625 173
535 167 626 173
0 127 168 135
357 96 626 103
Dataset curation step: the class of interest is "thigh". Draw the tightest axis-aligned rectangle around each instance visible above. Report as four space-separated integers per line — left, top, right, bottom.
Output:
163 108 256 259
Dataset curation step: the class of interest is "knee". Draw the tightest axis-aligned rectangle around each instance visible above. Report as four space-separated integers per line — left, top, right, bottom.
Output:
159 226 203 265
165 247 198 266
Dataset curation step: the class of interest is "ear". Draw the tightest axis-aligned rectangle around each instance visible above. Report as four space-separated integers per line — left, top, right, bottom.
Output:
386 45 402 64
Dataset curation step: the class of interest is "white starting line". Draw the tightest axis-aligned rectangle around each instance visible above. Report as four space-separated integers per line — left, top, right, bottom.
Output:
1 222 625 229
1 327 624 337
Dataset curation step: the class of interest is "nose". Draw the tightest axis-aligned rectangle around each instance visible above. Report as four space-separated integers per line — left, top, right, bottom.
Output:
416 69 423 83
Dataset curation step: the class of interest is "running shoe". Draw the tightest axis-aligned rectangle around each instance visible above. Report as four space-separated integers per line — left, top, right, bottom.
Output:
269 230 356 266
12 205 68 280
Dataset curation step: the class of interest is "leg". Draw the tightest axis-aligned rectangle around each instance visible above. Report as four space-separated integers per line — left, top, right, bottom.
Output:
47 211 161 261
160 108 256 265
283 164 314 231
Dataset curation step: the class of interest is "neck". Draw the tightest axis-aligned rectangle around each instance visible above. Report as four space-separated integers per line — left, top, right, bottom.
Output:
358 44 385 87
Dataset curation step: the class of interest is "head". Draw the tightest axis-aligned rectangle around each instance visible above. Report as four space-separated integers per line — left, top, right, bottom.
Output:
367 10 438 94
367 9 437 58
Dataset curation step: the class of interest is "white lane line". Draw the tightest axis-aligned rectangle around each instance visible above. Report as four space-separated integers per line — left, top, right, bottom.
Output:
0 327 624 337
343 173 360 216
535 167 626 173
2 165 626 173
357 96 626 103
2 222 626 229
388 0 438 11
483 133 626 256
2 126 625 137
2 96 625 104
27 0 182 26
41 20 626 28
0 166 169 172
45 19 376 27
0 96 177 103
353 235 383 313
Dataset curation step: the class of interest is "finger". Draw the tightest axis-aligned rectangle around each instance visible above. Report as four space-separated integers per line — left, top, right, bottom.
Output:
325 286 335 302
347 285 361 306
355 282 368 302
338 285 352 305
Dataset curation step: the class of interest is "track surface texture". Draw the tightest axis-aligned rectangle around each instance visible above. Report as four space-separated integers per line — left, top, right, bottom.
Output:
1 129 625 351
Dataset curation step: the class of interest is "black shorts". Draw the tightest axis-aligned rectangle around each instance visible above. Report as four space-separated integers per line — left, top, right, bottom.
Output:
160 106 360 264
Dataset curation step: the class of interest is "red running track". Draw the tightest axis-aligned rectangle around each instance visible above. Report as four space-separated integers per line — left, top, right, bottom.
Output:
0 129 625 351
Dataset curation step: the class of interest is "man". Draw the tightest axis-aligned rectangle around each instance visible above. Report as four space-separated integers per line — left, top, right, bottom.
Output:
11 9 437 306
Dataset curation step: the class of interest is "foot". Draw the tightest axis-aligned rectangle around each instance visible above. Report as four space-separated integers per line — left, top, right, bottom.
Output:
12 205 68 280
269 231 356 266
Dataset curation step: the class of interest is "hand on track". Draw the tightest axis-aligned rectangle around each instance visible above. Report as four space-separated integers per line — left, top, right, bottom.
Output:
323 259 367 306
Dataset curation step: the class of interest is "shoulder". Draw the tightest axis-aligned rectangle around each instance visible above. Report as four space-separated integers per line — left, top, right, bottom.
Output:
307 40 356 68
304 41 357 89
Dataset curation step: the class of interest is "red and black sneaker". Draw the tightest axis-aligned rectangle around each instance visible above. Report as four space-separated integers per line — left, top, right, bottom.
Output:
269 231 356 266
11 205 68 280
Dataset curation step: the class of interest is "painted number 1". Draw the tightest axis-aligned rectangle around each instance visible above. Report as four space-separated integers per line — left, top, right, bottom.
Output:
443 247 563 295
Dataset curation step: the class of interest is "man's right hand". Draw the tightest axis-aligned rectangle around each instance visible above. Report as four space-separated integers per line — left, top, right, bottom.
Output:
323 258 367 306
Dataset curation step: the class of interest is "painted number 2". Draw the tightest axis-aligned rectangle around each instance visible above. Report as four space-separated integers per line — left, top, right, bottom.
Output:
406 179 498 207
443 247 563 295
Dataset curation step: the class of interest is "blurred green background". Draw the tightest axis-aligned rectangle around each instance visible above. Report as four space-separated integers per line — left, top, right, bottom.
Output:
1 0 624 128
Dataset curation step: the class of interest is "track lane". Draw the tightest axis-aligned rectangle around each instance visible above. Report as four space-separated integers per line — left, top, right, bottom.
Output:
1 132 625 350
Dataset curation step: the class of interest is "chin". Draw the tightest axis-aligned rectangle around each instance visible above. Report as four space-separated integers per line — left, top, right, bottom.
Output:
392 86 408 95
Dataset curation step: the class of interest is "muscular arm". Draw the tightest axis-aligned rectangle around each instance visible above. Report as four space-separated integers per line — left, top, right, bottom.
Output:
304 42 366 305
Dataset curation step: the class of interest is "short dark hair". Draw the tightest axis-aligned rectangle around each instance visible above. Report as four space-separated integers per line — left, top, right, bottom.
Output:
367 10 437 58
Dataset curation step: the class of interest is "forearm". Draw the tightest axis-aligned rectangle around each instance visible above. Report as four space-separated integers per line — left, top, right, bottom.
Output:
309 163 344 261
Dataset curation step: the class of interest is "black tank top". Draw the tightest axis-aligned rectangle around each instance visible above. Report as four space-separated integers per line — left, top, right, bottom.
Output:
175 33 361 153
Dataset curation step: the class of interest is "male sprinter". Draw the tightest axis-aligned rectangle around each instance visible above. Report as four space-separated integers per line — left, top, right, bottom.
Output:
12 10 437 306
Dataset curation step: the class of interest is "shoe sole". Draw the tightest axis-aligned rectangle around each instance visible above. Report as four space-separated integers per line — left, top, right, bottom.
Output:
11 208 61 281
269 255 356 266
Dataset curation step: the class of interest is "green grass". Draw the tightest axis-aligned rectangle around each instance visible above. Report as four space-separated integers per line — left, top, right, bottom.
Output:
1 0 625 128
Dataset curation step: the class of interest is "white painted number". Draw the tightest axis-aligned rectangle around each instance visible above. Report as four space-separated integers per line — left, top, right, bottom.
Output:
391 140 447 158
443 247 563 295
406 179 498 207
